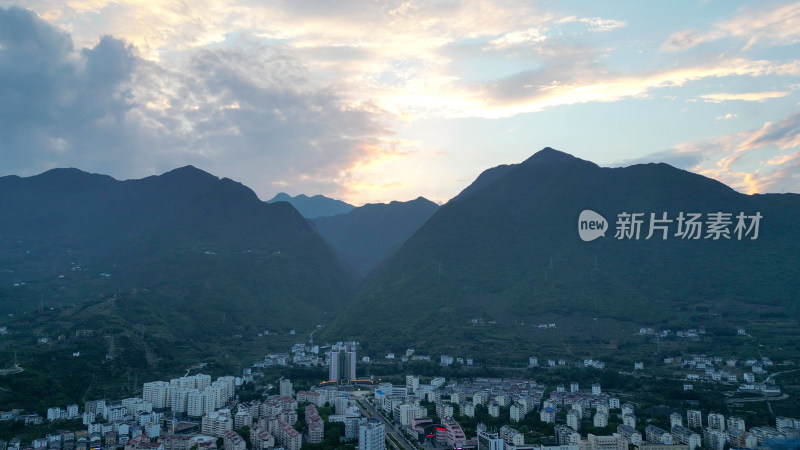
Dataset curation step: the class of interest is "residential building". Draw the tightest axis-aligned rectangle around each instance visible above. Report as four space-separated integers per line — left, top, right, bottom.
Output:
223 431 246 450
671 425 701 450
645 426 672 444
406 375 420 394
358 418 385 450
478 430 504 450
276 421 301 450
462 403 475 418
395 404 426 426
702 428 727 450
707 413 725 431
510 403 525 422
594 412 609 428
500 425 525 446
234 411 252 429
438 417 467 448
585 434 626 450
687 410 702 429
726 416 745 432
306 405 324 444
567 410 581 431
617 425 642 445
201 410 233 437
555 425 580 446
279 379 293 397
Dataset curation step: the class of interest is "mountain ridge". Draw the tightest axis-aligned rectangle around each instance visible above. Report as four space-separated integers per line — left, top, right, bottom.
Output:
311 197 439 277
266 192 354 218
324 147 800 359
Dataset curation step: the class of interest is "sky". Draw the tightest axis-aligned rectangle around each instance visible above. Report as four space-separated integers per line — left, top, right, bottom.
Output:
1 1 799 205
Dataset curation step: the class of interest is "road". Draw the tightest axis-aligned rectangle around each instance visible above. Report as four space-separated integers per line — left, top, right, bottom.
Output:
766 368 800 383
357 398 416 450
725 393 789 403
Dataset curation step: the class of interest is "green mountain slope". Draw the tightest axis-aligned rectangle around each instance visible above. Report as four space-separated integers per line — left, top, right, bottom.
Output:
0 166 354 333
311 197 439 277
326 148 800 358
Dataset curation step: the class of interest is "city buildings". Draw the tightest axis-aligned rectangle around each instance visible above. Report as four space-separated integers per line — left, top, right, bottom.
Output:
358 418 385 450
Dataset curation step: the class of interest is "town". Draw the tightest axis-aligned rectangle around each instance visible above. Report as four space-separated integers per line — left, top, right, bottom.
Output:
2 340 798 450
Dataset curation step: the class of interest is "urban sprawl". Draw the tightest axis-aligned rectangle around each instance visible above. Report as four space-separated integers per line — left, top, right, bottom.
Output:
3 340 799 450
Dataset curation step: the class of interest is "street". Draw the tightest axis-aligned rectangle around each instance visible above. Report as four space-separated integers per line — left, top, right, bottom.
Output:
357 397 417 450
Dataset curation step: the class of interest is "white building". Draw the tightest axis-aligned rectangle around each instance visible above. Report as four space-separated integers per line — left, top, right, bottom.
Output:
279 379 294 397
707 413 725 431
567 410 581 431
726 416 745 432
671 425 701 450
687 410 702 429
359 418 385 450
623 414 636 428
406 375 419 394
47 408 61 421
143 381 169 409
670 412 683 428
478 430 504 450
510 403 525 422
187 390 208 417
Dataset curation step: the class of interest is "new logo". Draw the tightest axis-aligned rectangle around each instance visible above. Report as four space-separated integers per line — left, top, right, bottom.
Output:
578 210 608 242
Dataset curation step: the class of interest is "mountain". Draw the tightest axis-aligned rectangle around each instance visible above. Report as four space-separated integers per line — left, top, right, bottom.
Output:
266 192 354 218
311 197 439 277
0 166 354 333
326 148 800 360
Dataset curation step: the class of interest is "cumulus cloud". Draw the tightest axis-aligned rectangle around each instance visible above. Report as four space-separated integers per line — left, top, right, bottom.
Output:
2 1 797 202
0 6 400 201
0 7 143 173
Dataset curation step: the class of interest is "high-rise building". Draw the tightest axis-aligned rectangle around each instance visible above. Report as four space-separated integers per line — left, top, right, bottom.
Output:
359 418 385 450
478 430 503 450
707 413 725 431
279 379 294 397
330 346 357 382
330 350 341 382
687 410 703 429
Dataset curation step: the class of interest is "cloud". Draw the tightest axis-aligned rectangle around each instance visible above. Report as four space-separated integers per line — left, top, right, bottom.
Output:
716 113 738 120
0 6 401 201
610 148 708 170
12 0 630 121
615 111 800 194
0 7 143 173
471 58 800 118
661 2 800 52
577 17 626 32
700 91 789 103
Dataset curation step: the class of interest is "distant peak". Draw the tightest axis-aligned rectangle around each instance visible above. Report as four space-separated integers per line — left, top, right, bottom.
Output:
270 192 293 202
33 167 116 183
523 147 576 164
163 165 215 177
